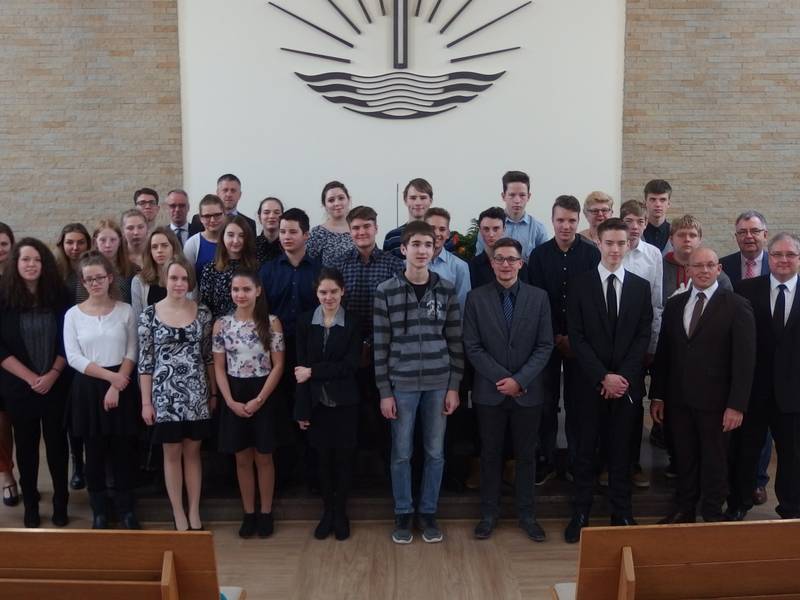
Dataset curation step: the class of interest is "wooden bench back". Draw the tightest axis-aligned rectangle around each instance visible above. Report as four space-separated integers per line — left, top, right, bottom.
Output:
576 520 800 600
0 529 219 600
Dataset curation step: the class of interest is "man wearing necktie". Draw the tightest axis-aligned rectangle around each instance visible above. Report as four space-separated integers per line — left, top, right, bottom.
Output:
728 233 800 520
166 189 191 247
463 238 553 542
564 219 653 543
651 246 756 524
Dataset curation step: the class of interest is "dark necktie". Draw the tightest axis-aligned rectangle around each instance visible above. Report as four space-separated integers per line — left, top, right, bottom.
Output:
688 291 706 337
606 274 618 330
774 284 787 335
175 227 185 247
502 290 514 331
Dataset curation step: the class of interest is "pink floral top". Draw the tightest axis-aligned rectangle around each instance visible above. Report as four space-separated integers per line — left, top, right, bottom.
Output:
212 315 284 378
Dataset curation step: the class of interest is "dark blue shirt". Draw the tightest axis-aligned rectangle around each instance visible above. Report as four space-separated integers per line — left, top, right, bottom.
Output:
643 221 670 252
528 235 600 335
259 252 321 338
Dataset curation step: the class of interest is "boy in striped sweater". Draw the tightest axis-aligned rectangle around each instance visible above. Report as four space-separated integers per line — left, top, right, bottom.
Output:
373 220 464 545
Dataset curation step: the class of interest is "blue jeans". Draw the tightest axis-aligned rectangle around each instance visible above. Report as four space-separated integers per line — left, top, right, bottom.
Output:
390 389 448 515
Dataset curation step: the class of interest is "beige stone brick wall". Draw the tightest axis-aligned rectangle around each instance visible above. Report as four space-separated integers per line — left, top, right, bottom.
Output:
0 0 181 245
622 0 800 255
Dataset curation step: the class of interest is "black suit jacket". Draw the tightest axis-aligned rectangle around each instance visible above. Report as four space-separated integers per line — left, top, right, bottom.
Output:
735 274 800 413
720 251 769 285
189 212 257 237
650 285 756 413
293 309 362 421
567 270 653 400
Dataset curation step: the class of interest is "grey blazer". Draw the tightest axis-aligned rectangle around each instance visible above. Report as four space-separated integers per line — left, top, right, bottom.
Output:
463 281 554 407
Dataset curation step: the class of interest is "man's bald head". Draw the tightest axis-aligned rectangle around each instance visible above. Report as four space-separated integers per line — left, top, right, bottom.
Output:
687 246 722 290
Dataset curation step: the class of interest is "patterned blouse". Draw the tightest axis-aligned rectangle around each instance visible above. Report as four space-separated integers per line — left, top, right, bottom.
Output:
212 314 285 378
199 259 240 319
138 304 213 423
306 225 354 267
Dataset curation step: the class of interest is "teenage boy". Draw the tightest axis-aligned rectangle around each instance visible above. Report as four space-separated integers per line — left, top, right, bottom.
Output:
475 171 549 260
121 208 148 268
134 187 160 232
333 206 404 471
374 221 464 544
528 195 600 485
383 178 434 258
425 207 471 311
464 237 553 541
471 207 532 289
642 179 673 254
565 219 653 543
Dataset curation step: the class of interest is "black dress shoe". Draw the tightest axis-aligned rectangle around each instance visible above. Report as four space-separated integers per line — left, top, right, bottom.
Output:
474 516 497 540
120 512 141 530
92 514 109 529
658 510 696 524
333 511 350 541
51 508 69 527
24 505 41 529
610 515 638 526
519 517 546 542
314 509 334 540
564 513 589 544
70 462 86 491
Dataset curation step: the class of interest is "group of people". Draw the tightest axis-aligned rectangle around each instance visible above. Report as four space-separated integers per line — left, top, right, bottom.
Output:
0 170 797 548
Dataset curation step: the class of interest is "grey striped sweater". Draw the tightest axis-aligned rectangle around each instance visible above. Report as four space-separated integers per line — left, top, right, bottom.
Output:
373 271 464 398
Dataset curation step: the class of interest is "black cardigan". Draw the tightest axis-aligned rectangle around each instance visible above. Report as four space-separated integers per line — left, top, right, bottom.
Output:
294 309 361 421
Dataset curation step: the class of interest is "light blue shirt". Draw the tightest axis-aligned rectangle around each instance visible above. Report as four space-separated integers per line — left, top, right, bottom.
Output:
475 213 550 260
428 248 471 312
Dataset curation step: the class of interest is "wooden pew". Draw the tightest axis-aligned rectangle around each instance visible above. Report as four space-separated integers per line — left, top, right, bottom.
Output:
552 519 800 600
0 529 245 600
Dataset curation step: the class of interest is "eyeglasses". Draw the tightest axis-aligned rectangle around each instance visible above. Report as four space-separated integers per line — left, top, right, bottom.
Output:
769 252 800 260
200 212 224 221
82 275 109 286
689 262 719 270
135 200 157 208
587 208 612 215
492 256 523 265
735 228 765 237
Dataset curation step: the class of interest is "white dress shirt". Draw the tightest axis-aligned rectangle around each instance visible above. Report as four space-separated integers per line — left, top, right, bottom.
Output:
770 274 798 326
683 280 719 335
597 263 625 311
624 240 664 352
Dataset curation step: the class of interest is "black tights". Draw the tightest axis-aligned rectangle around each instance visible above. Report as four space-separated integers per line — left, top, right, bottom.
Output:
84 435 137 513
317 447 354 512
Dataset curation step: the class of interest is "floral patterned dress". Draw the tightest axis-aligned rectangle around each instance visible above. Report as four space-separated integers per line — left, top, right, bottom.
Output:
138 303 213 443
306 225 354 267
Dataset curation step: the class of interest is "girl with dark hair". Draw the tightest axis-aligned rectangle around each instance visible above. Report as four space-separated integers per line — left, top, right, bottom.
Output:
213 269 285 538
92 219 138 303
131 226 183 318
306 181 355 266
0 238 70 528
64 251 140 529
199 215 258 319
54 223 91 304
256 197 284 265
295 267 361 540
139 257 215 531
0 222 18 506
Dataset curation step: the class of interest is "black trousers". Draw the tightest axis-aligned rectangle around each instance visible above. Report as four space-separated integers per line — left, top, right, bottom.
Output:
318 447 354 512
573 391 636 518
538 351 579 469
669 402 730 520
476 399 542 519
728 395 800 518
84 435 137 513
12 398 69 510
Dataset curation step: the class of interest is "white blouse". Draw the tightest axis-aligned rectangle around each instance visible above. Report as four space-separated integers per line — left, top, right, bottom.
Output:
63 302 138 373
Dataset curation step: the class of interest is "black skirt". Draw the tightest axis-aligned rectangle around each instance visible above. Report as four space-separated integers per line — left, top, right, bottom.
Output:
308 403 358 450
69 368 140 438
218 375 276 454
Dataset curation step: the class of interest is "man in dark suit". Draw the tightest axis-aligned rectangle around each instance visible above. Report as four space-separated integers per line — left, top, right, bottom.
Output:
463 238 554 542
564 219 653 543
720 210 770 284
651 246 756 523
189 173 257 235
727 233 800 520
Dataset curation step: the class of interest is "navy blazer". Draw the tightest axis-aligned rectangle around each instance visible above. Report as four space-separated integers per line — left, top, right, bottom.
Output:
293 309 362 421
567 269 653 400
651 286 756 413
463 281 553 407
720 251 770 285
735 274 800 413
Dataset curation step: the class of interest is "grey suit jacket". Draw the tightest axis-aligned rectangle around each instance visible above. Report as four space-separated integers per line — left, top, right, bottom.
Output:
463 280 554 407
